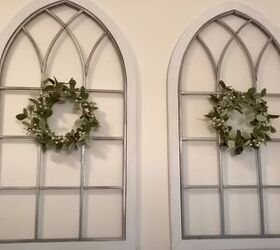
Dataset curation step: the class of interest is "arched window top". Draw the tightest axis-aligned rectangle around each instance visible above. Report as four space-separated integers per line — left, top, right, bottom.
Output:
0 0 133 88
177 6 280 89
169 2 280 89
168 3 280 250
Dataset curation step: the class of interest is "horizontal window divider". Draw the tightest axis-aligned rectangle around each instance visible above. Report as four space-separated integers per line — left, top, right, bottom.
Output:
91 136 124 141
182 185 219 189
183 234 280 240
181 137 280 142
269 138 280 142
87 89 124 94
181 137 217 142
264 93 280 97
0 185 123 191
78 237 124 241
0 186 36 191
0 236 123 244
180 91 280 98
0 135 124 141
183 184 280 190
0 86 124 94
0 135 33 140
0 86 41 91
223 185 258 189
263 185 280 189
181 91 216 96
84 185 123 190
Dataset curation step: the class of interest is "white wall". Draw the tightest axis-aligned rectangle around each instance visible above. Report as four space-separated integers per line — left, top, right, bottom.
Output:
1 1 280 250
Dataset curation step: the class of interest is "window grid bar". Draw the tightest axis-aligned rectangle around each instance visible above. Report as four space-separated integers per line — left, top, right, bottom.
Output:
0 236 124 244
0 135 124 141
183 185 280 190
217 139 225 235
178 91 186 237
252 67 265 236
181 137 280 142
183 185 219 189
0 86 124 94
215 43 226 235
180 91 280 98
256 149 265 235
181 137 217 142
0 186 124 191
183 234 280 240
34 145 42 239
122 82 127 240
79 145 85 239
3 184 280 192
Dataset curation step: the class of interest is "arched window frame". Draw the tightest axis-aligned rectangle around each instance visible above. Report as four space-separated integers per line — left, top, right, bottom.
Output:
168 2 280 250
0 0 136 249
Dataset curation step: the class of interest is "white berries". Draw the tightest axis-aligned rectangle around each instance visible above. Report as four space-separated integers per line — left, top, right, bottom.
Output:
205 82 275 155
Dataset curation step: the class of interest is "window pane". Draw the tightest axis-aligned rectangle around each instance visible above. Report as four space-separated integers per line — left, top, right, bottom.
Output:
261 142 280 185
0 191 35 240
39 190 79 238
0 140 38 186
0 92 38 135
83 189 122 238
264 189 280 234
1 31 41 86
223 150 257 185
87 39 124 90
224 189 260 235
42 149 81 186
264 97 280 138
180 40 215 92
183 189 220 236
90 93 123 137
258 44 280 93
182 141 218 185
199 22 232 64
85 140 123 186
181 96 215 138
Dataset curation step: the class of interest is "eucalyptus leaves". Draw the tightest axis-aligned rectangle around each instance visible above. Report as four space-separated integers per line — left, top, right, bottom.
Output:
16 78 99 151
205 81 279 155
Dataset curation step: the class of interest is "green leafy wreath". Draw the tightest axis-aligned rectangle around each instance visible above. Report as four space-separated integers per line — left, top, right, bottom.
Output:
205 81 279 155
16 78 99 151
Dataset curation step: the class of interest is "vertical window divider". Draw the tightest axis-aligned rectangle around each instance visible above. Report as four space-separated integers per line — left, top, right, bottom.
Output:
253 70 265 236
216 79 225 236
79 145 85 239
217 137 225 235
256 147 265 235
34 144 43 239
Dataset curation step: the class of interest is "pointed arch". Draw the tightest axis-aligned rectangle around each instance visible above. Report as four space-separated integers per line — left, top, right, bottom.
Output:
168 2 280 250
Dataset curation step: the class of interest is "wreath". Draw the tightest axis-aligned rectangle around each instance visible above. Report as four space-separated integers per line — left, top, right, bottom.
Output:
16 78 99 151
205 81 279 155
